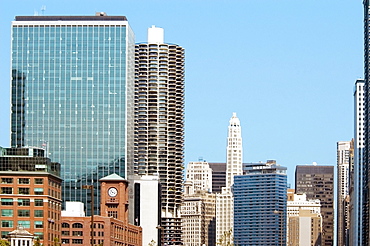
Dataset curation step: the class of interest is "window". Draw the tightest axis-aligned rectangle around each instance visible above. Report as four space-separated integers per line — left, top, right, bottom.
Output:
35 178 43 184
34 210 43 217
18 188 29 195
34 188 44 195
1 178 13 184
18 178 30 184
62 231 70 236
34 199 43 206
1 187 12 194
72 231 83 236
108 211 118 218
1 210 13 217
62 223 70 228
34 221 43 229
72 239 83 244
18 199 30 206
18 221 30 228
1 199 13 206
72 223 83 228
62 239 70 244
18 210 30 217
34 232 43 240
1 221 13 228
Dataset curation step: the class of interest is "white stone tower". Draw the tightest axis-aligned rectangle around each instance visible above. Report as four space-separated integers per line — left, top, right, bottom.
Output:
216 113 243 243
226 112 243 188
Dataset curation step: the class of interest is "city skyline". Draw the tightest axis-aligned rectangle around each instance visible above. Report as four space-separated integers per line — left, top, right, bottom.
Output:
0 0 362 185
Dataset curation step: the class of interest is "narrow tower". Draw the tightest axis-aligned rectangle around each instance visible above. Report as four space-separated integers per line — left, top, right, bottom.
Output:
363 0 370 242
350 79 365 245
337 141 351 246
226 112 243 188
216 113 243 243
134 26 185 245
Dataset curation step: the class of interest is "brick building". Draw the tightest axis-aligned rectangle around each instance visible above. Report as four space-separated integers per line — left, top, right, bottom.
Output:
0 147 62 246
61 174 142 246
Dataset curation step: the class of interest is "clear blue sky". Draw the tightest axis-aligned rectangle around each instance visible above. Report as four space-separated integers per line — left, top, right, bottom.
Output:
0 0 363 186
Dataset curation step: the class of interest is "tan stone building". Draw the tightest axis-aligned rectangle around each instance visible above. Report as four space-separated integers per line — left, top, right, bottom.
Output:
180 182 216 246
287 193 322 246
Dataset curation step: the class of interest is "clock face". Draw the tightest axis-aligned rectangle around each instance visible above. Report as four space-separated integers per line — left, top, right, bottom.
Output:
108 187 118 197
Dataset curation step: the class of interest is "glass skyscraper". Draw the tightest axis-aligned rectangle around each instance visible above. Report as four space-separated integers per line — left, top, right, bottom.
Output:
10 14 135 214
233 161 287 246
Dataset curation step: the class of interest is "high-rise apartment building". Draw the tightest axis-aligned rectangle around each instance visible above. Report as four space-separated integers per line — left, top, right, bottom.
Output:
295 165 334 246
337 141 351 246
134 26 184 245
233 161 287 245
10 14 135 215
350 79 365 245
216 113 243 243
0 147 62 245
287 193 322 246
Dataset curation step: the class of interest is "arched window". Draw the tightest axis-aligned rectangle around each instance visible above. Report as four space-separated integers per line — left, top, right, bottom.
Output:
61 223 70 228
72 223 83 228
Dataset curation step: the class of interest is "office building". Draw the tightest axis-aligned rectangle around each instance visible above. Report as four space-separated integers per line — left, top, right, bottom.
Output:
337 141 351 246
208 162 226 194
10 13 135 215
295 165 334 246
350 79 365 245
287 193 322 246
364 0 370 242
180 182 216 246
134 26 184 245
61 174 142 246
233 161 287 245
0 147 62 246
186 160 213 193
215 113 243 243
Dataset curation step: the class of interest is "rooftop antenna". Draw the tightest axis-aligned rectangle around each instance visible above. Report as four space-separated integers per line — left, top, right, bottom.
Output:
41 5 46 16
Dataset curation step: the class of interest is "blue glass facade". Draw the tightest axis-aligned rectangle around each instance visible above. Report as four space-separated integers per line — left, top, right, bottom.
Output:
233 162 287 246
10 16 135 214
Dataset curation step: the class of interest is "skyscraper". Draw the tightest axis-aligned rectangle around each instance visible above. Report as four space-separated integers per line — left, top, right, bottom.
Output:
350 79 365 245
225 112 243 188
216 113 243 243
134 26 184 245
337 140 351 246
363 0 370 241
233 160 287 245
295 165 334 246
10 13 135 215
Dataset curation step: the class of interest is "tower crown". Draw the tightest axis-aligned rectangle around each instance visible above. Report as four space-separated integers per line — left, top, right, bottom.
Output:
229 112 240 127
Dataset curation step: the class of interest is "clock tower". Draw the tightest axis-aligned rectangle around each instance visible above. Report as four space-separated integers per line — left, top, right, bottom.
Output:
99 173 129 222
